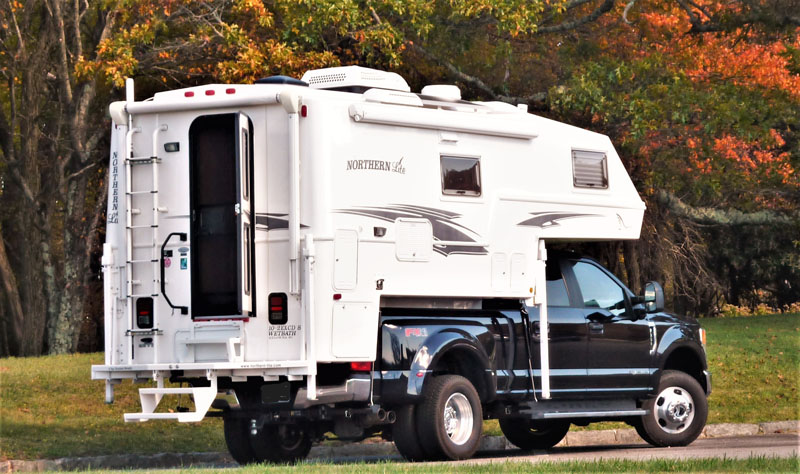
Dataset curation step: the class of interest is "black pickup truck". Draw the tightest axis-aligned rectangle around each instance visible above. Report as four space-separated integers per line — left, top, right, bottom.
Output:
374 252 711 461
217 252 710 463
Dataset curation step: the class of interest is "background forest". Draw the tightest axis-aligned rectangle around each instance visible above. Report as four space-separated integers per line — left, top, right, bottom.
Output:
1 0 798 356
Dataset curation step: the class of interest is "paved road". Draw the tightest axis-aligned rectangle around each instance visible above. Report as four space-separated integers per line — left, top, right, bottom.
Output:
452 434 799 466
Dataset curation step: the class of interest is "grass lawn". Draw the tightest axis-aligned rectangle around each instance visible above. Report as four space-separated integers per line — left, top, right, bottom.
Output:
1 313 798 461
78 457 800 473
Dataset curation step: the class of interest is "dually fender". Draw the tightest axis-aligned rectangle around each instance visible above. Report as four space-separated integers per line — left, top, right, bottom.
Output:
406 329 495 401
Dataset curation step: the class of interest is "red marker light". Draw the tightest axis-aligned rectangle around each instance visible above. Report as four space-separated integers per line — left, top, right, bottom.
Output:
350 362 372 372
205 89 215 96
184 91 194 97
300 105 307 117
226 88 235 94
333 293 342 300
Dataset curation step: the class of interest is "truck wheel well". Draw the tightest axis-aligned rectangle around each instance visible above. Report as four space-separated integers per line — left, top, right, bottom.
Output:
662 347 706 393
432 348 489 401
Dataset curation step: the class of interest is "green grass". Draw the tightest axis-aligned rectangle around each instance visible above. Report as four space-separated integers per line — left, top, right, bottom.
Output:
1 314 798 461
0 353 225 460
82 457 799 473
701 314 800 424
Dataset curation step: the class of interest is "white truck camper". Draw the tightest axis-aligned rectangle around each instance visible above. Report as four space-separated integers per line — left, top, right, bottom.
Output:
93 66 709 463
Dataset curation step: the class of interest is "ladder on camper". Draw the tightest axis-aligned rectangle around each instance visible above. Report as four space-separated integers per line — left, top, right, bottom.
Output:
124 123 167 364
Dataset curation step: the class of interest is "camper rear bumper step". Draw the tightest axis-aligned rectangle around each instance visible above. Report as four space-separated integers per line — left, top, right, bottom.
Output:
293 376 371 409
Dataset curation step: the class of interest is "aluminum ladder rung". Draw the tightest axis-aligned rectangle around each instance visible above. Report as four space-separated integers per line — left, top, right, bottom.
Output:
128 293 158 298
127 259 158 264
127 190 158 195
127 224 157 229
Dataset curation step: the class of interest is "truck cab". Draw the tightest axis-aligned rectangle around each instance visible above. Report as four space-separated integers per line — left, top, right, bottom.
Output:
373 252 710 460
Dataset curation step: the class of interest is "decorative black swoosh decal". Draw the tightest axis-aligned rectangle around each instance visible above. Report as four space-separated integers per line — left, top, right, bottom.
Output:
517 212 600 228
337 205 487 256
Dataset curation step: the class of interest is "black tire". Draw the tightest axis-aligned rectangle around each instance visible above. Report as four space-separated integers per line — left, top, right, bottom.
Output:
499 418 570 450
416 375 483 460
223 413 257 465
635 370 708 447
392 404 428 461
250 423 313 464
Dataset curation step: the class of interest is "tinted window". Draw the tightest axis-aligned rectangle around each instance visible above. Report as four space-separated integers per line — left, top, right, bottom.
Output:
571 261 626 316
546 261 570 307
441 156 481 196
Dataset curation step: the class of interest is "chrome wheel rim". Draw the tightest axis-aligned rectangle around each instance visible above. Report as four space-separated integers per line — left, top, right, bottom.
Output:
443 392 473 445
653 385 694 434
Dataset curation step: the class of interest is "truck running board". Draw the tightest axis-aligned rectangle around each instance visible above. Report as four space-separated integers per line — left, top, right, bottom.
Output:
520 399 647 420
124 375 218 423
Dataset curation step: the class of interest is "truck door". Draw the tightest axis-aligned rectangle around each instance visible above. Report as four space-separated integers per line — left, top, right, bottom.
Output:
189 113 254 318
565 259 652 396
526 260 588 399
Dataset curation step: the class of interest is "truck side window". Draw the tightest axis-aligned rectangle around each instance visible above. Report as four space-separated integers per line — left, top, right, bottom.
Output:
571 262 626 316
441 156 481 196
546 262 570 307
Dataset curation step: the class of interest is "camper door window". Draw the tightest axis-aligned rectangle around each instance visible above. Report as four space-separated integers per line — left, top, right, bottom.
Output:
441 156 481 196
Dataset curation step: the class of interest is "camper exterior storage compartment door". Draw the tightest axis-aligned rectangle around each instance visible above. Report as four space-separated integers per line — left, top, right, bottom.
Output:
235 113 254 315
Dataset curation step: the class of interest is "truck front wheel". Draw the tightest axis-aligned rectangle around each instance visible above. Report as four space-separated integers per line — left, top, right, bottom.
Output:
416 375 483 460
635 370 708 447
499 419 570 450
250 423 313 464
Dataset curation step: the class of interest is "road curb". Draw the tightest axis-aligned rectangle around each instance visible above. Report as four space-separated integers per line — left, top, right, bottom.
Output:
2 420 797 472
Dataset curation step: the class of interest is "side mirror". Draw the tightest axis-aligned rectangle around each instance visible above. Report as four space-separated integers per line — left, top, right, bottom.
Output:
644 281 665 313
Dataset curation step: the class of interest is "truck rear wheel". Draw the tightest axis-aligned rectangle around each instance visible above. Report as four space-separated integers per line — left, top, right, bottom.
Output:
499 419 570 450
392 404 428 461
416 375 483 460
635 370 707 447
223 413 257 465
250 423 313 464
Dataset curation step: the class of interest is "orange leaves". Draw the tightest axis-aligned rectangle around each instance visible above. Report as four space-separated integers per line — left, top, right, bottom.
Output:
710 133 795 186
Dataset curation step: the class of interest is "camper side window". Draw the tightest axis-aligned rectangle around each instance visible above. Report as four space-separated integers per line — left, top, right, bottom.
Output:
441 156 481 196
572 150 608 189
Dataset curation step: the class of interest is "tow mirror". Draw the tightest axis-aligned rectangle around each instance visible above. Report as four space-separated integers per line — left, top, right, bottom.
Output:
644 281 665 313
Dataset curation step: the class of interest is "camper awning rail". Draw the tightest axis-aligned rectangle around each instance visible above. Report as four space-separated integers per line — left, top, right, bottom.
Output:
124 95 281 115
348 103 538 140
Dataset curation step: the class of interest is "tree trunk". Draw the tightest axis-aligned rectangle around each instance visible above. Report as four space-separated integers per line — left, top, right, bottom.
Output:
0 231 25 355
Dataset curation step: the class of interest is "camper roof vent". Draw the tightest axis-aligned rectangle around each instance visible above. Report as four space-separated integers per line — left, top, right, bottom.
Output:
301 66 411 92
421 85 461 101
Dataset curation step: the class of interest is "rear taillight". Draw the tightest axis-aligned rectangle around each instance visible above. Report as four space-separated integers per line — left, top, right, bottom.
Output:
136 297 153 329
350 362 372 372
268 293 288 325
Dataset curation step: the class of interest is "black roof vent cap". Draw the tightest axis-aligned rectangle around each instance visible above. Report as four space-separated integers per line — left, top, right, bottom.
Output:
254 75 309 87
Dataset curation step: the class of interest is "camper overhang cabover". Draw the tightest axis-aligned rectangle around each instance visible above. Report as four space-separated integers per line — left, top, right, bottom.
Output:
88 66 703 463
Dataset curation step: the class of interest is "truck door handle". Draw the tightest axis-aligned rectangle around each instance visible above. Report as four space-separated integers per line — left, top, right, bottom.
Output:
589 322 604 334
